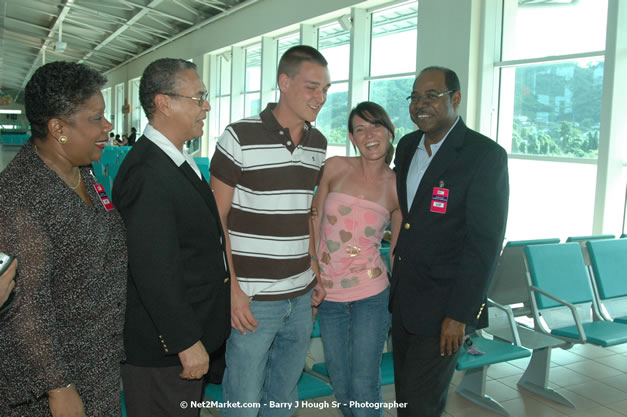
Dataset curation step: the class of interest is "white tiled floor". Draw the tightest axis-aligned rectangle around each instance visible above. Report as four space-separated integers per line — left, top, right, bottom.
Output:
201 343 627 417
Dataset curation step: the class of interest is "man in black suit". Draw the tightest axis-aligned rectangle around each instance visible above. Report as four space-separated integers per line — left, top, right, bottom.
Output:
391 66 509 417
113 58 230 417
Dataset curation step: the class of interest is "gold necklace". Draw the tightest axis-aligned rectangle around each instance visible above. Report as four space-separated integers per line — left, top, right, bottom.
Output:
34 144 82 190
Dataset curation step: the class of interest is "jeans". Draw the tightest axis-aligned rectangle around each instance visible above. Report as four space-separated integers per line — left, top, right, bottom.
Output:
317 286 391 417
221 290 313 417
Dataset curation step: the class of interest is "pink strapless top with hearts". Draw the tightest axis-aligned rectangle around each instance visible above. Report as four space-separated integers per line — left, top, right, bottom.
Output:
317 192 390 302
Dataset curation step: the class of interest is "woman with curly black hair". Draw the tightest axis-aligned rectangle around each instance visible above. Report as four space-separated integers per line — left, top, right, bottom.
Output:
0 61 126 416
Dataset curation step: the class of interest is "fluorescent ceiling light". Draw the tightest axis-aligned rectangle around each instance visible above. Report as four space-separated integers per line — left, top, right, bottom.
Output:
0 109 22 114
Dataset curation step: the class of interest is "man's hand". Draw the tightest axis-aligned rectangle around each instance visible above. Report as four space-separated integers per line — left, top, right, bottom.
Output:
48 384 86 417
311 281 325 308
311 281 326 319
0 259 17 307
439 317 465 356
231 284 258 334
178 340 209 380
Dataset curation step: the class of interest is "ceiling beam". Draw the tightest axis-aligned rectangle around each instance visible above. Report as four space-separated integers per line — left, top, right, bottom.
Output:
77 0 164 65
19 0 75 96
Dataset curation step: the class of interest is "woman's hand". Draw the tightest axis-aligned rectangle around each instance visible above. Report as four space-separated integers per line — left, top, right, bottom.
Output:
48 384 87 417
0 259 17 307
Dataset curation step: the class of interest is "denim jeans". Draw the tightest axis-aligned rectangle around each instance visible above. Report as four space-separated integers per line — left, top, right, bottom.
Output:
221 290 313 417
317 286 391 417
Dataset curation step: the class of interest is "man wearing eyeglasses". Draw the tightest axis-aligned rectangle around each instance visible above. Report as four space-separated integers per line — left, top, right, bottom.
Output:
113 58 230 417
390 66 509 417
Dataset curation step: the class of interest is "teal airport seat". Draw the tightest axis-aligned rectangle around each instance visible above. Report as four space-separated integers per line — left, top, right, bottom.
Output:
525 242 627 347
488 238 561 317
456 336 530 417
92 146 131 196
566 234 615 266
193 157 211 182
487 239 584 408
455 303 532 417
587 238 627 324
121 391 127 417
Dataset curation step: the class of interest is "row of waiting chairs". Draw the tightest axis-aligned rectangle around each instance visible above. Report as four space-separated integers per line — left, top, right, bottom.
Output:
473 234 627 416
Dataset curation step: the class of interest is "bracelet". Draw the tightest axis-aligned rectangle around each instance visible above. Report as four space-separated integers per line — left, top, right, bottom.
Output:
49 383 73 394
311 255 318 261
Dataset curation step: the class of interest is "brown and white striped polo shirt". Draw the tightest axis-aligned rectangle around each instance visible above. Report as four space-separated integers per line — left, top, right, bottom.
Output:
210 103 327 300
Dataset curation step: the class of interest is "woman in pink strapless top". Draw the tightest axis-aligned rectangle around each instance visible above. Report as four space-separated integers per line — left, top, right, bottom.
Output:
312 102 401 417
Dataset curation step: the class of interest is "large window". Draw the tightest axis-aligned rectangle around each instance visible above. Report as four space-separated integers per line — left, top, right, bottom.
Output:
497 0 608 159
216 53 232 135
499 59 604 158
316 22 350 157
244 44 261 117
273 32 300 101
101 87 112 127
496 0 609 239
129 78 148 136
115 83 124 135
368 1 417 140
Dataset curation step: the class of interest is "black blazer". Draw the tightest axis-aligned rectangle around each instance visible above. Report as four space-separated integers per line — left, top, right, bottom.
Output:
391 118 509 336
112 136 230 367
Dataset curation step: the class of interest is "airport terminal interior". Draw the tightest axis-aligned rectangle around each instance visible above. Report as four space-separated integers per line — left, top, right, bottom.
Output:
1 0 627 416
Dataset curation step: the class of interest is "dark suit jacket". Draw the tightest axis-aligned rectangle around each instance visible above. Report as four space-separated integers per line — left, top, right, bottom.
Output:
113 136 230 367
391 118 509 336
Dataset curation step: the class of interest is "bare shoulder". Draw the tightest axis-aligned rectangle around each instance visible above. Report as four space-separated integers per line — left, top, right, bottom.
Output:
383 167 400 209
323 156 351 174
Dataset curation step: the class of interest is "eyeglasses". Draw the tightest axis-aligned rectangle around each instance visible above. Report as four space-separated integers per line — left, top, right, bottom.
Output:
406 90 454 105
163 91 209 106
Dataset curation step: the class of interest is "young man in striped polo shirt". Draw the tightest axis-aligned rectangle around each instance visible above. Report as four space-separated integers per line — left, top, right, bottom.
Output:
210 45 330 416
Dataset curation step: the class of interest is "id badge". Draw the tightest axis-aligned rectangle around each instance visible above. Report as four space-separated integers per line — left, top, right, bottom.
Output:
430 187 449 214
93 183 114 211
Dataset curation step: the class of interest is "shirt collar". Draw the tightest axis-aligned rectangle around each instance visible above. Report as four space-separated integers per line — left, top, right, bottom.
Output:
417 116 460 155
260 103 311 133
143 124 201 178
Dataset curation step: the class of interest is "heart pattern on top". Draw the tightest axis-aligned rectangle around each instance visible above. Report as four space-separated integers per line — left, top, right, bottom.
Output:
368 267 382 279
338 205 352 216
340 276 360 288
327 215 337 225
339 230 352 243
327 240 340 253
320 252 331 265
364 226 376 237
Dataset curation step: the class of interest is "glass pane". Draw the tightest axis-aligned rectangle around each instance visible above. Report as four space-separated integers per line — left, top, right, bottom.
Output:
115 83 124 135
101 87 111 124
315 82 349 147
244 92 260 117
245 44 261 92
369 77 415 139
219 96 231 133
219 54 231 95
502 0 607 61
130 78 141 137
498 59 603 158
370 2 418 77
507 159 596 239
277 33 300 64
318 22 350 82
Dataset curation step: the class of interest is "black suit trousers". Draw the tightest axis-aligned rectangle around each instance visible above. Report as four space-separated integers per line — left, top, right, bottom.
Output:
121 363 203 417
392 297 460 417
